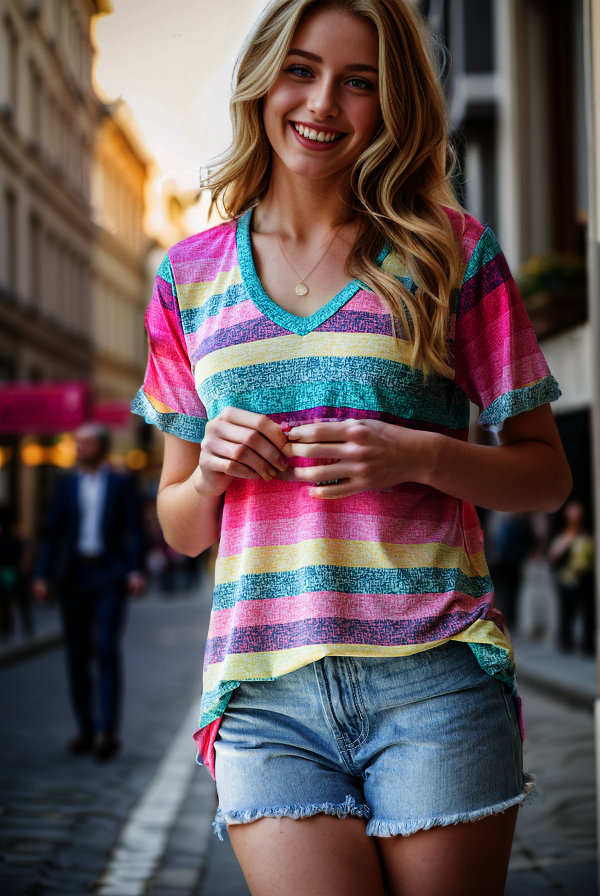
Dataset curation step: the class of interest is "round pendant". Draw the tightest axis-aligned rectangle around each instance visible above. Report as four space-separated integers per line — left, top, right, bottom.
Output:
295 283 309 296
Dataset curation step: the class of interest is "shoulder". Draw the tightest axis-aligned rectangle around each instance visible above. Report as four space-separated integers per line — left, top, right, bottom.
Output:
166 219 239 286
442 208 492 268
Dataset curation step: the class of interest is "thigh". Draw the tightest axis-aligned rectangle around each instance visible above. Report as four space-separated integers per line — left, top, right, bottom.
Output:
376 805 518 896
229 814 385 896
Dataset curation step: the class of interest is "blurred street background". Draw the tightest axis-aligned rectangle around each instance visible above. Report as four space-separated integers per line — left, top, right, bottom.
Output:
1 0 600 893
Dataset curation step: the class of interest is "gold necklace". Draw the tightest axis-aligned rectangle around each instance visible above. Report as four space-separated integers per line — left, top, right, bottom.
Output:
276 224 343 296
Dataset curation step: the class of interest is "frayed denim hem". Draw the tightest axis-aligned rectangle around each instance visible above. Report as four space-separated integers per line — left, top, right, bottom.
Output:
212 794 371 840
366 774 537 838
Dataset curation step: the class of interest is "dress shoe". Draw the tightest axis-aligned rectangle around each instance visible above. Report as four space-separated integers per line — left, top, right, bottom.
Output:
67 733 95 755
94 733 121 761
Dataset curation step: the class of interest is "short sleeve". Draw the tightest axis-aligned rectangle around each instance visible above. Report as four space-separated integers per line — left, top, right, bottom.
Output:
454 227 561 431
131 253 207 442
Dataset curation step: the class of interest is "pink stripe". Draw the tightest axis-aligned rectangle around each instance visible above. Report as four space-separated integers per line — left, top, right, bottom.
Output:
218 511 483 555
207 590 496 638
193 717 220 779
170 223 238 284
186 299 263 354
222 479 468 527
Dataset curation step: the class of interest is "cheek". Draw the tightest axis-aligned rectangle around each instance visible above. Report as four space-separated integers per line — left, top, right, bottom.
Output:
353 103 382 145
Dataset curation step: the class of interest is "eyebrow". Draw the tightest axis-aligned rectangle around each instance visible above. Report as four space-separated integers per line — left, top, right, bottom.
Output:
286 48 379 75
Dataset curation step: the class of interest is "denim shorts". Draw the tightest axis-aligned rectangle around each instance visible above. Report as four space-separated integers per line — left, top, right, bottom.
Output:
213 641 534 839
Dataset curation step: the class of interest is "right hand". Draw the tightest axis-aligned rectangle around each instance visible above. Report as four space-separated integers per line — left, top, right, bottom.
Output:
194 407 289 497
32 579 49 604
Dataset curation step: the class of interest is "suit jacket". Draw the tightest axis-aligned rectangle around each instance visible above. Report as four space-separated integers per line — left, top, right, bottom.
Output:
35 470 144 588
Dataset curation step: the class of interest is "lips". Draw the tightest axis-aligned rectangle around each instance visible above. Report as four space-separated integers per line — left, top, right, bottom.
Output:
288 121 349 151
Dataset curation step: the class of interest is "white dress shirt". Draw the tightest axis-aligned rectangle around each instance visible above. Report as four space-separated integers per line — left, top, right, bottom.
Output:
76 467 108 557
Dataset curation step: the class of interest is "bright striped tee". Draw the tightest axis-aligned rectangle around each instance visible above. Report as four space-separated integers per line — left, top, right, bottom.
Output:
132 208 560 778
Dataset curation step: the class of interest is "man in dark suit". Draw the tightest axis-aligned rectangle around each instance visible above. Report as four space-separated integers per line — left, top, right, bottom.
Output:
33 424 145 760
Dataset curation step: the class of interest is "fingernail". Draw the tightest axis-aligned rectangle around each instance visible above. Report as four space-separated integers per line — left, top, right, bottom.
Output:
280 421 291 434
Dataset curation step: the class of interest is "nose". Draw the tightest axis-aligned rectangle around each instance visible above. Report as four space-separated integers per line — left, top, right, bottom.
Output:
307 75 339 120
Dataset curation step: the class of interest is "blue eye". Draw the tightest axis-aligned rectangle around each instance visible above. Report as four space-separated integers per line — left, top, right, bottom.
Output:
346 77 374 90
286 65 313 78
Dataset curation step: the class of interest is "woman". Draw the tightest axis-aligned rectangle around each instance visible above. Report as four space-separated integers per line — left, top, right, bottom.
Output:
133 1 572 893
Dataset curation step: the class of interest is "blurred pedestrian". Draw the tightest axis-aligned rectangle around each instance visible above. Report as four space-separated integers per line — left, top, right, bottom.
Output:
32 423 145 759
0 509 32 641
132 1 571 892
493 513 533 632
548 500 595 655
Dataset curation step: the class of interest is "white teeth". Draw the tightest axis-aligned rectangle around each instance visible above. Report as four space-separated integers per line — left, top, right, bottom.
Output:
294 123 340 142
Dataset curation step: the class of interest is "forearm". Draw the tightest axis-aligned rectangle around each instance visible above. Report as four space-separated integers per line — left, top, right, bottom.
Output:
157 468 223 557
418 431 572 513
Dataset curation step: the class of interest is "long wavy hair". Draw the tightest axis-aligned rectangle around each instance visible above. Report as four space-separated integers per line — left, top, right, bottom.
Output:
207 0 463 376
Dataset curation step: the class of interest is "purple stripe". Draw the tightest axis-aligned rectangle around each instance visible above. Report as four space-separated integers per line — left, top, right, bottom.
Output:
458 252 512 317
204 607 491 664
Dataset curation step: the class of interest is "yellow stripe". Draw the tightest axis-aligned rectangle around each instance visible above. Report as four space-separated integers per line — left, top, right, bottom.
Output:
215 539 489 583
177 266 243 311
147 393 174 414
203 620 513 688
195 331 411 382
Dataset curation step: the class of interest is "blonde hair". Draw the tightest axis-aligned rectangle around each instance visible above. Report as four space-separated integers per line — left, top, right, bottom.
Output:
207 0 463 376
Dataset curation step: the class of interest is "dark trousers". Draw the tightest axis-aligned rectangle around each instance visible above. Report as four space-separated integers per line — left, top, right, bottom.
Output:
60 560 128 735
558 574 595 655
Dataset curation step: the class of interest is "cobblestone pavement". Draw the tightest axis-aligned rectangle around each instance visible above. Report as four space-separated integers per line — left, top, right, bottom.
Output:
505 682 597 895
0 585 213 895
0 584 596 895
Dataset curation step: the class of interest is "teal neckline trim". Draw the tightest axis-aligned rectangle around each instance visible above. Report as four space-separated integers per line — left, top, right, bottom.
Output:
236 208 390 337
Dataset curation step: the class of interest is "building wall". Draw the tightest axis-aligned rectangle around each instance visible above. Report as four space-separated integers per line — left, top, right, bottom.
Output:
91 107 149 406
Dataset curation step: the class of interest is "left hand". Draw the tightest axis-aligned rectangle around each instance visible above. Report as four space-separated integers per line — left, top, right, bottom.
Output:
282 418 428 498
126 571 146 598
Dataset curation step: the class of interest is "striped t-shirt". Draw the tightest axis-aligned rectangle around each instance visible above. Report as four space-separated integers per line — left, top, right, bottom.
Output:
132 208 560 778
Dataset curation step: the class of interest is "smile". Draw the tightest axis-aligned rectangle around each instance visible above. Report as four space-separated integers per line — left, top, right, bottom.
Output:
292 122 345 142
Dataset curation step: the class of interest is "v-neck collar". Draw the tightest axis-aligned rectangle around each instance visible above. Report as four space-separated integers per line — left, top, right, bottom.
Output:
236 208 390 337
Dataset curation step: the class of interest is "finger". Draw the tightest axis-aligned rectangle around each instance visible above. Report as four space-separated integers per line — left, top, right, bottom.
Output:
282 442 350 459
287 422 349 443
215 440 280 481
215 421 288 472
307 481 357 499
207 455 265 481
219 408 289 451
289 463 346 483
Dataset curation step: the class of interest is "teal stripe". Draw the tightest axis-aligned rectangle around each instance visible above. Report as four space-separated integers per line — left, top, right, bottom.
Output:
213 566 493 610
462 227 501 284
479 375 562 431
206 380 470 430
156 253 176 291
131 389 206 443
181 283 249 333
467 642 514 686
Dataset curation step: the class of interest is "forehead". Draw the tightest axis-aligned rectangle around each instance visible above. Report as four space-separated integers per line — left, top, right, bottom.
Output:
290 7 379 63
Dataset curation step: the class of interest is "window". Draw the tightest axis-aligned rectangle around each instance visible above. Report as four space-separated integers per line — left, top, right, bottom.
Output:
5 17 19 117
29 213 41 307
29 63 42 145
4 189 18 292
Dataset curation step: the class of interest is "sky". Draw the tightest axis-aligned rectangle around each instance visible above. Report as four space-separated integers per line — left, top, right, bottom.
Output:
94 0 267 193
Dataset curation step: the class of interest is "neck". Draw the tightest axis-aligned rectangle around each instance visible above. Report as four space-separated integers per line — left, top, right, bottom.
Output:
254 158 354 239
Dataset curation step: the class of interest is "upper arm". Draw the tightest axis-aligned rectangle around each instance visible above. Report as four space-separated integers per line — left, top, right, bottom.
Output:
498 404 572 493
498 403 563 450
158 432 203 494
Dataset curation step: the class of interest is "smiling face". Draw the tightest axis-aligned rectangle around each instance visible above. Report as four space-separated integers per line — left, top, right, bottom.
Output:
262 6 382 184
